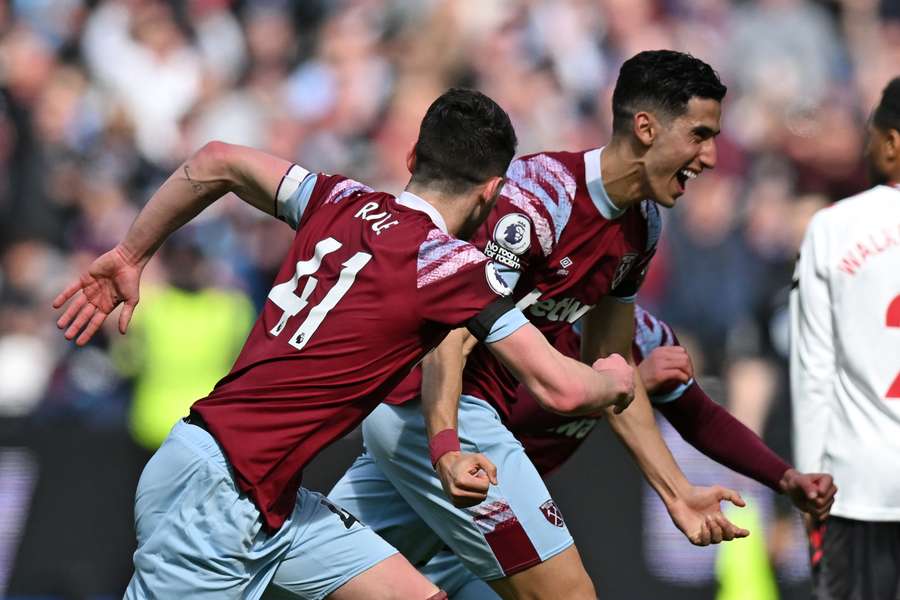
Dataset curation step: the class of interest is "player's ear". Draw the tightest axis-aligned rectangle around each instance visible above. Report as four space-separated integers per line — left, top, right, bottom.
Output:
480 176 505 205
633 111 656 147
886 128 900 161
406 144 417 175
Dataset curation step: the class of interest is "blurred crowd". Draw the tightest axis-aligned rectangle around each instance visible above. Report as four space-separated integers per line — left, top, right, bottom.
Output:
0 0 898 535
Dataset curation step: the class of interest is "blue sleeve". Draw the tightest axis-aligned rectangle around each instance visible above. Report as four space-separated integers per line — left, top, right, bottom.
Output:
494 262 522 291
275 165 319 229
650 379 694 405
484 307 529 343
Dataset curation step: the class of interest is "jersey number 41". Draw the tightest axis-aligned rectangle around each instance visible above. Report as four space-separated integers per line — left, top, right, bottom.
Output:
267 237 372 350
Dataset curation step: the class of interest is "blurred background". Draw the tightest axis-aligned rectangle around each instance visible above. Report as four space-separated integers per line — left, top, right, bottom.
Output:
0 0 897 598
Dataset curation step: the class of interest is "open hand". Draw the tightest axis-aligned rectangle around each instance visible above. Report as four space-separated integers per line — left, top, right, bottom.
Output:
667 485 750 545
434 451 498 508
53 245 143 345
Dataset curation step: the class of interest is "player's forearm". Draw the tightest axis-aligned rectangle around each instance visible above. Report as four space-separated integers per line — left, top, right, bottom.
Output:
790 342 833 474
605 373 691 506
658 384 791 492
118 142 243 265
488 325 624 415
543 355 625 416
421 329 468 437
790 352 833 474
582 301 689 503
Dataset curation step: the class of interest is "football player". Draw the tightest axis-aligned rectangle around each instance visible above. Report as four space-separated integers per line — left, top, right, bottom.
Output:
328 50 766 600
791 76 900 600
414 305 836 599
54 89 635 600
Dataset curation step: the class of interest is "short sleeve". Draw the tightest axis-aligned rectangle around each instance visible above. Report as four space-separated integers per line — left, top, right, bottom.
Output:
650 378 694 405
470 184 548 292
632 305 693 404
416 229 513 328
276 169 374 230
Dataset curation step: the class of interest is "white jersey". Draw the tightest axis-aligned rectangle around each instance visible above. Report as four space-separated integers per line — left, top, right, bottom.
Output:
790 184 900 521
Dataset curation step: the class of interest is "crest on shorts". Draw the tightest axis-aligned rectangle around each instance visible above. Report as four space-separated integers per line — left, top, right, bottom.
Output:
539 499 565 527
611 252 638 289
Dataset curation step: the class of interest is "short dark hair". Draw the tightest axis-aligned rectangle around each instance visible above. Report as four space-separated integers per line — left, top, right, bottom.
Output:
873 77 900 133
612 50 727 136
410 88 517 194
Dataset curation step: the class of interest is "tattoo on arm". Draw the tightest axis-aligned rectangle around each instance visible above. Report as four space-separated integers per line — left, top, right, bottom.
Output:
183 164 203 194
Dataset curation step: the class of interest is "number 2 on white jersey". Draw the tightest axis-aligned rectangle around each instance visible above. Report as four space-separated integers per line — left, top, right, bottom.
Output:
887 294 900 399
267 237 372 350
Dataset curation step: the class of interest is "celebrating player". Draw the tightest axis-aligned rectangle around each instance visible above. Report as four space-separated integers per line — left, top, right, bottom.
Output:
791 76 900 600
415 305 837 598
329 51 758 600
52 89 636 600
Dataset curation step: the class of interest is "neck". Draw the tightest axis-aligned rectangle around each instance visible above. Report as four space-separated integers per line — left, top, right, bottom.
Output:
405 182 471 236
601 138 649 209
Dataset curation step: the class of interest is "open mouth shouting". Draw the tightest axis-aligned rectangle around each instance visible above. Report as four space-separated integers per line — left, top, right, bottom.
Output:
675 167 699 195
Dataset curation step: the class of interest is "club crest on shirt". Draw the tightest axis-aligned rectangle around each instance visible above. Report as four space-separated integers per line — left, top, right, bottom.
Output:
485 262 513 297
539 499 565 527
493 213 531 255
611 252 639 289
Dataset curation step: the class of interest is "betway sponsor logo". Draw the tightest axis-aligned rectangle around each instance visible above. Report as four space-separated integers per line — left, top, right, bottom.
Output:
515 288 593 323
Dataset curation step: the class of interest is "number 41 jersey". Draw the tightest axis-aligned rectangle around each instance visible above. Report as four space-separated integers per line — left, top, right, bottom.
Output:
192 168 510 531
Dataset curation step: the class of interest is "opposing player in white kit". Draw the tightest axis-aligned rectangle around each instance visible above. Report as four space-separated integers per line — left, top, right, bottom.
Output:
791 76 900 600
329 51 749 600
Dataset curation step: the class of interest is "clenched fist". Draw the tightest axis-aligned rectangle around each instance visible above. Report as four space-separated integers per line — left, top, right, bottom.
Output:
637 345 693 396
592 353 635 414
435 451 498 508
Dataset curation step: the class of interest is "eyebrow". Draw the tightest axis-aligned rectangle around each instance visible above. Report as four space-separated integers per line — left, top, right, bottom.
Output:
692 125 720 138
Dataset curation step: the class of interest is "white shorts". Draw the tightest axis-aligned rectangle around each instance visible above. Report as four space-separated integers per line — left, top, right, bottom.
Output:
125 419 397 600
328 395 573 581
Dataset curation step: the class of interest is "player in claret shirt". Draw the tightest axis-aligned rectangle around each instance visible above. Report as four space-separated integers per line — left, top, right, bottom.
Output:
329 50 757 600
52 89 635 600
413 305 837 598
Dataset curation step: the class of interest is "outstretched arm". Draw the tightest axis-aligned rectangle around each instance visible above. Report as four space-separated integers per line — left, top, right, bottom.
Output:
485 320 635 417
646 356 836 520
582 298 748 546
53 142 295 345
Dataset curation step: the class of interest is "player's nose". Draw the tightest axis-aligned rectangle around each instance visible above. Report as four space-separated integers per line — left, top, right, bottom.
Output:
699 138 717 170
